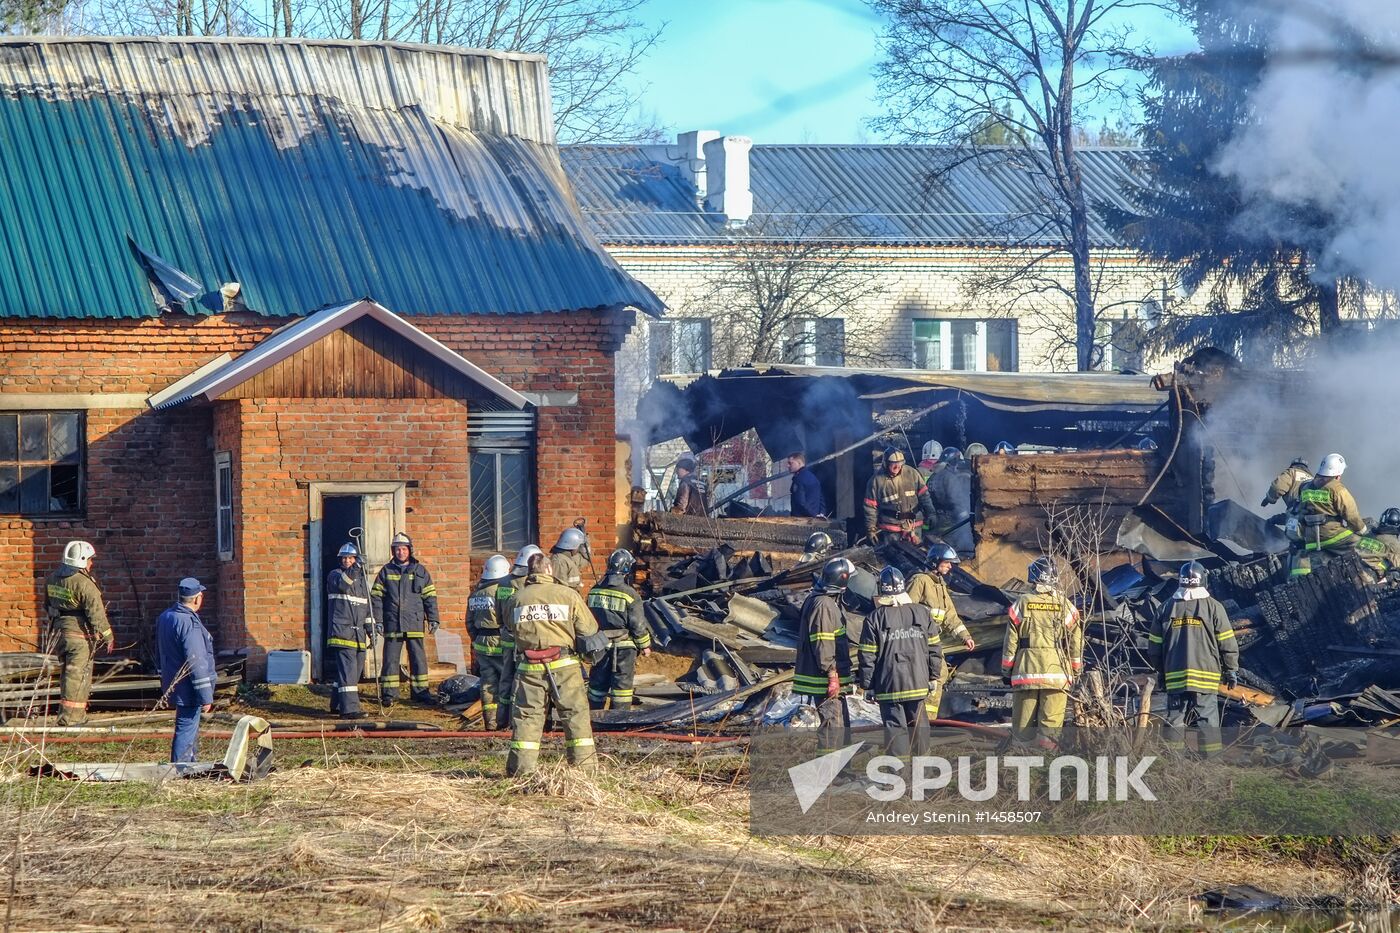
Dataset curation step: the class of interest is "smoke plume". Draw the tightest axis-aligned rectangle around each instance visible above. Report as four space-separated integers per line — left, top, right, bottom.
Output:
1214 0 1400 290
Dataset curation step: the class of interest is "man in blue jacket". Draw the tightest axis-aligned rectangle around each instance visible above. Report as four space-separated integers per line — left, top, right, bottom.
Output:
157 577 216 763
787 451 827 518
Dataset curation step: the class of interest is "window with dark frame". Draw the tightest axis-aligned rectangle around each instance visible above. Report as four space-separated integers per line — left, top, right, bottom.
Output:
215 451 234 561
649 319 713 376
784 318 846 366
0 412 83 516
470 448 534 553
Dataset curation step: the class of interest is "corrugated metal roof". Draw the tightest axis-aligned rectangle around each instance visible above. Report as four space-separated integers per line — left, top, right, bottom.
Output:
560 143 1144 248
0 38 663 319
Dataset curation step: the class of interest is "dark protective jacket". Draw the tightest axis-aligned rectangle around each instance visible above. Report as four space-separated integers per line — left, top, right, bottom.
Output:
325 564 371 650
928 462 974 553
906 571 971 643
1264 465 1313 509
793 590 853 696
44 566 111 641
862 467 937 538
673 474 708 516
1002 588 1082 690
550 550 588 590
157 602 216 708
857 601 943 702
585 573 651 651
1148 591 1239 693
370 558 439 636
789 467 827 518
503 573 599 653
468 580 514 658
1298 475 1366 551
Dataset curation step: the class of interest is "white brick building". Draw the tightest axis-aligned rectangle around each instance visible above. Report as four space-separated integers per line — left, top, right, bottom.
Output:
560 136 1178 427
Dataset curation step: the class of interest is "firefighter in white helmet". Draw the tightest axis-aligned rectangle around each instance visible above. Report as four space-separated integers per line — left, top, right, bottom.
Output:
467 554 515 730
326 543 371 720
44 541 112 725
1292 453 1366 577
370 532 439 706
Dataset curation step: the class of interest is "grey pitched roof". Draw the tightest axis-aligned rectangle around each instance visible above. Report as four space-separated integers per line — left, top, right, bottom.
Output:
560 143 1143 248
0 37 663 319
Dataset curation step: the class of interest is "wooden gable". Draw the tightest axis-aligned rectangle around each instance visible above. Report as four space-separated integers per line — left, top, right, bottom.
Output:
217 317 486 401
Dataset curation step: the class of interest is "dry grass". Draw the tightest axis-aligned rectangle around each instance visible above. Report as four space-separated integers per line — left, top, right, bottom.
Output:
0 732 1365 932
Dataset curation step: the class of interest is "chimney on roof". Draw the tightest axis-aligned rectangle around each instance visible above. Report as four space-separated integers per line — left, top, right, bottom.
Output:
702 135 753 227
676 130 721 202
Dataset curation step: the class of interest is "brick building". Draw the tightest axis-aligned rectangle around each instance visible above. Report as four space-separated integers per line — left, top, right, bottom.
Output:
0 38 661 676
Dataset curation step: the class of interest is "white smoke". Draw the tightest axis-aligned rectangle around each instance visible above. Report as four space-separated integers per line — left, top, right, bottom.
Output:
1214 0 1400 289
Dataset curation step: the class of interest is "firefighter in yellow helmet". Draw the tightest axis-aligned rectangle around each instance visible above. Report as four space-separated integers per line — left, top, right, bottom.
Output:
503 553 608 775
43 540 112 726
1001 557 1083 750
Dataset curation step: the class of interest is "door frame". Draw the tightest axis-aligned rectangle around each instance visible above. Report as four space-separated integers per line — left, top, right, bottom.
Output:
308 482 407 672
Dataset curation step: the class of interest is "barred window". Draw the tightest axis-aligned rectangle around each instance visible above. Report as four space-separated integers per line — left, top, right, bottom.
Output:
0 412 83 515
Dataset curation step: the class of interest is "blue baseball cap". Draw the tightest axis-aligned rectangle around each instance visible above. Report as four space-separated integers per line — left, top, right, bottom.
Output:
178 577 206 597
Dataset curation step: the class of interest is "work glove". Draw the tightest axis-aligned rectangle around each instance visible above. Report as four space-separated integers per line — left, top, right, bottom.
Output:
827 669 841 699
1260 496 1272 508
1224 670 1239 690
1001 672 1012 686
428 620 440 635
863 688 876 703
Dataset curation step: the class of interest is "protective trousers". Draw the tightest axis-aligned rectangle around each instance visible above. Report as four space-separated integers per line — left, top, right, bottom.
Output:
924 662 953 721
330 646 365 715
587 641 638 709
1011 688 1068 749
879 699 929 761
172 704 202 763
816 695 851 755
53 626 94 724
507 658 595 776
380 634 431 702
1163 690 1223 759
477 653 512 730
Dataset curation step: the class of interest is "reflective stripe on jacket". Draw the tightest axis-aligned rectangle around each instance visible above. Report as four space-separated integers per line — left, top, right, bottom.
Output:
1298 477 1365 550
505 573 599 652
157 603 216 707
863 468 936 535
1148 593 1238 693
794 590 852 696
1002 588 1082 690
906 571 970 643
586 573 651 650
44 566 111 639
370 559 439 636
857 601 942 702
326 565 371 650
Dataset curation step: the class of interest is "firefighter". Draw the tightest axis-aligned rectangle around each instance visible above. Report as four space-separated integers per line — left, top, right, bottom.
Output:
965 442 989 457
799 531 834 565
585 549 652 710
1262 455 1313 511
467 554 514 730
370 532 439 706
1148 561 1239 759
1293 452 1366 576
672 456 709 516
858 567 943 760
794 557 856 753
906 542 977 720
862 447 937 544
325 542 371 720
43 540 112 726
503 553 608 776
993 441 1016 455
499 545 544 605
918 440 943 475
1354 507 1400 577
929 447 974 554
1001 557 1083 750
549 527 590 591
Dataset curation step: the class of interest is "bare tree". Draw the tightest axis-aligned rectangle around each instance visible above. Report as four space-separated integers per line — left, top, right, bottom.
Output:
684 211 898 370
867 0 1177 370
65 0 662 142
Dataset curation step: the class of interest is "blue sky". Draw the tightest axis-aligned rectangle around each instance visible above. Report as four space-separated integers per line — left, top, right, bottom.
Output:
619 0 1198 144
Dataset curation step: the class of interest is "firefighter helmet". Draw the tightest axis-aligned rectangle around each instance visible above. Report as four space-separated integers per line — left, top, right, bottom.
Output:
481 554 512 582
921 440 943 462
390 532 412 549
61 540 95 569
554 527 587 552
607 548 636 574
1179 561 1206 587
1027 556 1060 586
804 531 833 556
884 446 906 466
993 441 1015 455
926 542 959 567
1290 455 1310 469
1382 508 1400 529
877 566 907 596
940 447 962 462
512 544 544 573
1137 437 1159 451
1318 452 1346 477
337 542 359 558
966 442 989 457
818 557 855 592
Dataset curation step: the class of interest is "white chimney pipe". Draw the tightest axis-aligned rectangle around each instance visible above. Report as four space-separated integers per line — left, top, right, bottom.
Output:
676 129 721 202
703 135 753 227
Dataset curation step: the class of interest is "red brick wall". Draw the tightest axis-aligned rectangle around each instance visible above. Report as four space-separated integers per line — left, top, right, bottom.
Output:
0 309 634 668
